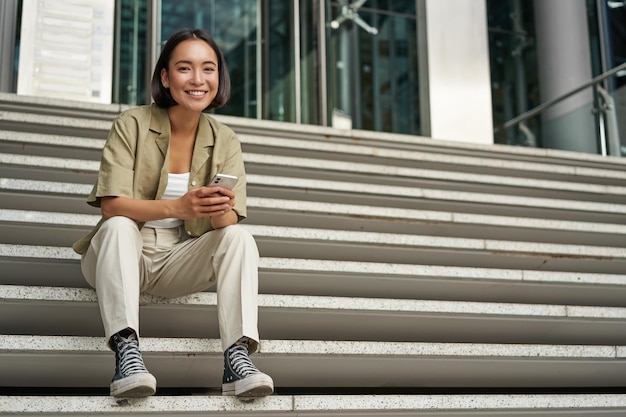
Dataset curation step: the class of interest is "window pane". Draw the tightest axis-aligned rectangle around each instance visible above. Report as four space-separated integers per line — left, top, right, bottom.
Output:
487 0 540 146
115 0 147 105
263 1 295 122
326 0 420 134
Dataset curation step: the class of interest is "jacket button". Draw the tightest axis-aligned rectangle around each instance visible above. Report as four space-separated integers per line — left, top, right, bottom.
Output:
191 181 197 186
187 230 192 236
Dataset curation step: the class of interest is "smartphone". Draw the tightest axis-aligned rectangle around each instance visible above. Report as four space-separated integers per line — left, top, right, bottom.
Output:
209 173 238 189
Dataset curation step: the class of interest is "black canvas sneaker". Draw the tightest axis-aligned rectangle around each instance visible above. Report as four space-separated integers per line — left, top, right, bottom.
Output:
110 329 157 397
222 338 273 397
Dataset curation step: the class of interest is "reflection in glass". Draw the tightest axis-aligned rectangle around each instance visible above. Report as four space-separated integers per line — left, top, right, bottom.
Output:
604 1 626 155
262 1 295 122
487 0 539 147
115 0 147 105
326 0 420 135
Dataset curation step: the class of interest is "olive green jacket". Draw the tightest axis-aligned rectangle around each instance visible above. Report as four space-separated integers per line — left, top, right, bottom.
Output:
72 104 247 255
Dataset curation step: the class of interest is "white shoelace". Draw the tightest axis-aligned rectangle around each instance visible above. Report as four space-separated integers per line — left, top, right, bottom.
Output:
228 343 259 377
116 335 148 376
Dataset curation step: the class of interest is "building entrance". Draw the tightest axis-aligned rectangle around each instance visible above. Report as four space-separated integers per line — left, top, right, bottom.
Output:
114 0 422 135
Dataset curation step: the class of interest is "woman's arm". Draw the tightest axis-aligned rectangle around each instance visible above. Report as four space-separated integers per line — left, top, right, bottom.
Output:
210 204 238 229
101 185 235 227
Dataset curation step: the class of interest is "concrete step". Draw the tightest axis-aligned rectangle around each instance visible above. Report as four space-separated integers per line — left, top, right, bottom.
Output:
242 153 626 202
3 284 626 345
2 335 626 389
239 132 626 184
0 127 626 214
2 209 626 273
4 182 626 246
4 176 626 227
2 394 626 416
2 148 626 207
3 120 626 202
0 110 111 138
2 97 626 180
6 195 626 238
2 245 626 306
0 91 125 117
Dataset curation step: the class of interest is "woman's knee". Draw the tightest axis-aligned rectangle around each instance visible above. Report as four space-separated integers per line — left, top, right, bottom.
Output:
219 225 258 252
100 216 138 233
223 224 255 242
81 217 140 287
93 216 142 250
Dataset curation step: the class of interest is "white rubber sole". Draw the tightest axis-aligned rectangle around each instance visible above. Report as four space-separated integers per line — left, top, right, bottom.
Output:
222 373 274 397
110 372 157 397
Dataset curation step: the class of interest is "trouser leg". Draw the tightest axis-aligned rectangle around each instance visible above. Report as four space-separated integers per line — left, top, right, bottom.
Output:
144 224 261 353
81 216 145 346
213 225 260 353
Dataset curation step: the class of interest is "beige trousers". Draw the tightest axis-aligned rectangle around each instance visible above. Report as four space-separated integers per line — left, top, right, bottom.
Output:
81 216 260 353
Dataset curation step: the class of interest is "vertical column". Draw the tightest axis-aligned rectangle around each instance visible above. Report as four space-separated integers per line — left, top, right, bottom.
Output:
146 0 160 105
0 0 18 92
533 0 596 153
421 0 493 144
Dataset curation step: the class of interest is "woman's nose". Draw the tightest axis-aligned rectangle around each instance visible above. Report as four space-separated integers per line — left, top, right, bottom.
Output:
191 69 203 84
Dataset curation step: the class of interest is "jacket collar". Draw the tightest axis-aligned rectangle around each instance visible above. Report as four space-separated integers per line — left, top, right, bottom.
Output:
149 104 170 157
190 112 215 175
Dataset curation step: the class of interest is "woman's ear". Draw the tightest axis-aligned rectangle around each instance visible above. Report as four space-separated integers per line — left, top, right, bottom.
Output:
160 68 169 88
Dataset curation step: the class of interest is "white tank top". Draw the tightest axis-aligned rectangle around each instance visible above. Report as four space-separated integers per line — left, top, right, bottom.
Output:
144 172 190 228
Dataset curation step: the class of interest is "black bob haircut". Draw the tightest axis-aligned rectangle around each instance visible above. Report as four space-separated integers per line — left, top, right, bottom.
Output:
151 28 231 111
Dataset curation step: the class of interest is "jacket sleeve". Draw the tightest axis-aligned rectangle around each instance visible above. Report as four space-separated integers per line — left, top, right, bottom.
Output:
217 126 248 221
87 112 139 207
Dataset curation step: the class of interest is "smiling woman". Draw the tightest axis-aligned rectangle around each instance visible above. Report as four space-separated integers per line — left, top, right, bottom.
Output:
72 28 273 399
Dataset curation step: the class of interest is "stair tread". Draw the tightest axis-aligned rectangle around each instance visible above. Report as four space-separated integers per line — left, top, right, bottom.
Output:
3 244 626 306
2 284 626 344
3 97 626 170
6 196 626 236
5 127 626 182
3 150 626 198
3 283 625 318
2 213 625 258
2 243 626 286
2 335 626 389
1 394 626 416
4 177 626 217
3 335 623 357
239 133 626 180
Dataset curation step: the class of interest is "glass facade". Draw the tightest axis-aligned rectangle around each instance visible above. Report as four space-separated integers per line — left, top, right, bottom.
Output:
114 0 148 105
487 0 539 147
3 0 625 156
487 0 626 155
326 1 420 133
603 1 626 155
111 0 421 134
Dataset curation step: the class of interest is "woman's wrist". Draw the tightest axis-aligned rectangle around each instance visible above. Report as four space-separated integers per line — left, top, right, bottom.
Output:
210 209 237 229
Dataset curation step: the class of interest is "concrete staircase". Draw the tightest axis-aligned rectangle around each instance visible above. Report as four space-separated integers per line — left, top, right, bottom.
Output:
1 91 626 415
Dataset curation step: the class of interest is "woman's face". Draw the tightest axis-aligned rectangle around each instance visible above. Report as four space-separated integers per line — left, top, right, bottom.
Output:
160 39 219 112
